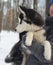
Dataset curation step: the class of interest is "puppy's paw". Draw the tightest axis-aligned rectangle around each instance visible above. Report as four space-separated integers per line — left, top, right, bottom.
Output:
44 41 51 61
25 40 32 46
25 32 33 46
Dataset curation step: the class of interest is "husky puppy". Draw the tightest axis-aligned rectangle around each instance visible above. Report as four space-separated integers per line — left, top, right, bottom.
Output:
16 6 51 61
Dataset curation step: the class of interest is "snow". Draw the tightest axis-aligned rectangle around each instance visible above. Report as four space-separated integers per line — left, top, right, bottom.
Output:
0 30 19 65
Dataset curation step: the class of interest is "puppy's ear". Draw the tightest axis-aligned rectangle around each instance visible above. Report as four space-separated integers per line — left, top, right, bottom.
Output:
18 6 26 16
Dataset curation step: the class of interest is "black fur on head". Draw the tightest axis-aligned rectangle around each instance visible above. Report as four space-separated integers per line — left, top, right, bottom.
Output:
19 6 45 26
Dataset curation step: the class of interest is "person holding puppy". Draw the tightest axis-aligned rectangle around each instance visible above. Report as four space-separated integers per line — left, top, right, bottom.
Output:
45 0 53 42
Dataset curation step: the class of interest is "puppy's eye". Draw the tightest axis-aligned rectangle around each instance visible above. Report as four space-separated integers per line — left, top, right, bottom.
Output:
19 13 24 20
20 20 22 24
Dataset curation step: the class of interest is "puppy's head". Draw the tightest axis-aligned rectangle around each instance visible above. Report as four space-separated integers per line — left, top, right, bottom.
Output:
16 6 45 33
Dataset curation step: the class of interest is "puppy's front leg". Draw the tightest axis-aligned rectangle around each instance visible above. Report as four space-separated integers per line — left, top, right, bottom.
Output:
25 32 33 46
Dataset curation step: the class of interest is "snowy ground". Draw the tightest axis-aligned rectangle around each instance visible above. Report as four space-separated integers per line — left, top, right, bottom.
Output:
0 30 19 65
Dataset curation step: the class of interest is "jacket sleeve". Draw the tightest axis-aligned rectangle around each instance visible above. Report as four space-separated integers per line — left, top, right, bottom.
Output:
45 17 53 42
45 17 53 26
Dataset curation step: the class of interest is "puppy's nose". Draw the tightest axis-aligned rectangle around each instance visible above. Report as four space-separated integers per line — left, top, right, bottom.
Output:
15 29 17 31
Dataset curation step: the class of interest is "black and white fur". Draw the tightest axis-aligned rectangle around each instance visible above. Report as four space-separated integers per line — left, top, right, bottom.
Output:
16 6 51 61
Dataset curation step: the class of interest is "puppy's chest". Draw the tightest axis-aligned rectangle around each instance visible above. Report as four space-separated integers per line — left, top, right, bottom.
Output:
33 29 46 44
33 29 45 36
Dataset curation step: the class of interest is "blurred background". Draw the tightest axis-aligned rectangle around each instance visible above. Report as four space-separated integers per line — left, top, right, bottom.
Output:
0 0 50 31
